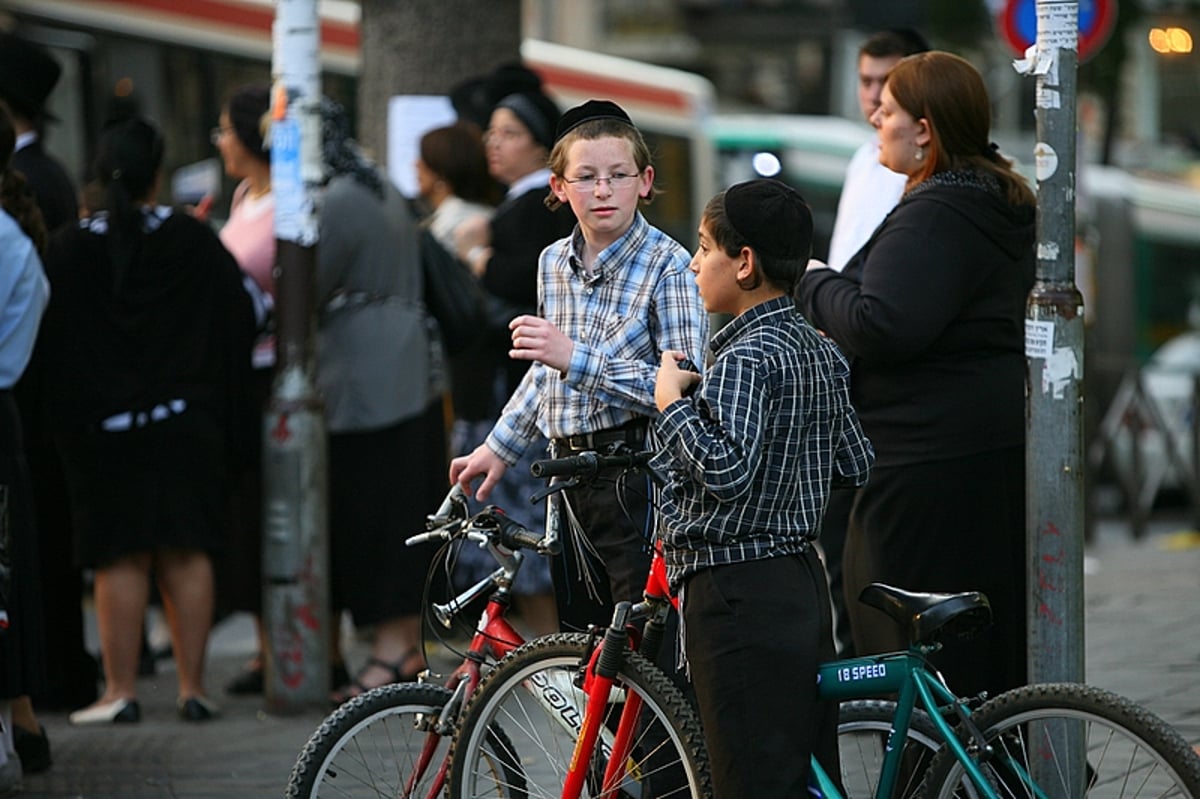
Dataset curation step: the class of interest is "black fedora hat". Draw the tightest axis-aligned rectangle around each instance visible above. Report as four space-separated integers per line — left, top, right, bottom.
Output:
0 32 63 120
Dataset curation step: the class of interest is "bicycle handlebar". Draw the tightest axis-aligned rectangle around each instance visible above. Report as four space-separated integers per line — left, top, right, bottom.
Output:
404 494 556 556
487 511 547 553
530 449 656 479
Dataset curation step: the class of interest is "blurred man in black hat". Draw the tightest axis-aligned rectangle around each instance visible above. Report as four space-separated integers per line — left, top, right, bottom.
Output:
0 31 79 233
0 32 95 731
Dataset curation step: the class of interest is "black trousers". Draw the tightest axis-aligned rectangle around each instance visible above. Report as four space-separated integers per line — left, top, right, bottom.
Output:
549 467 654 634
682 549 840 799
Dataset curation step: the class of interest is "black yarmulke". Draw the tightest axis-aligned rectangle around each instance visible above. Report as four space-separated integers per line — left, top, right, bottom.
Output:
554 99 633 143
723 179 814 259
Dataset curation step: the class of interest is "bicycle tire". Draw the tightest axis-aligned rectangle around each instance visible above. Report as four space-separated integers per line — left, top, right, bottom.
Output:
448 632 712 799
286 682 524 799
920 682 1200 799
837 699 943 799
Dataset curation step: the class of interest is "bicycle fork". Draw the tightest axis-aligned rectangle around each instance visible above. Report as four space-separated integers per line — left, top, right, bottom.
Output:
560 602 635 799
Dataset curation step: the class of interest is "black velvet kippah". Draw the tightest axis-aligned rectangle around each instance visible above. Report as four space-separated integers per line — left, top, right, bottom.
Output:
722 179 814 259
554 99 634 143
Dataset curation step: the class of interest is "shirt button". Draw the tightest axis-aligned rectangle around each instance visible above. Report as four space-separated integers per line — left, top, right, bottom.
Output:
585 287 594 295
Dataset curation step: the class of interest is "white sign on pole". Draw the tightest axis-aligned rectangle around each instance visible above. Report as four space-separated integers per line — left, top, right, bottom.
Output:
387 95 457 197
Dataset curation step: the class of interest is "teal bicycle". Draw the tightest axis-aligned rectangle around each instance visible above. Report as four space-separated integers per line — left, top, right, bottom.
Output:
448 449 1200 799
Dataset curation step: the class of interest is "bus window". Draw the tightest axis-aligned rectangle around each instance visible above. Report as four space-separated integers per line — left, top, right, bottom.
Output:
708 114 873 263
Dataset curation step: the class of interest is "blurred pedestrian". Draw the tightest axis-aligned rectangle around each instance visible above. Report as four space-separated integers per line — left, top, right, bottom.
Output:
416 121 493 255
799 51 1035 699
209 83 285 698
0 98 51 789
38 116 256 724
316 100 447 703
819 27 928 659
0 32 77 234
0 30 96 718
415 115 559 633
826 28 929 272
445 75 577 636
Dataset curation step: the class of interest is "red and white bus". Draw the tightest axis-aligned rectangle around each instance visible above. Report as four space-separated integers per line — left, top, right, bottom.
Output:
3 1 716 242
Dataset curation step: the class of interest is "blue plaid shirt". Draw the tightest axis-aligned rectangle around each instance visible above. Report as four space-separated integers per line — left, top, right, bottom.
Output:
487 212 708 463
653 296 874 589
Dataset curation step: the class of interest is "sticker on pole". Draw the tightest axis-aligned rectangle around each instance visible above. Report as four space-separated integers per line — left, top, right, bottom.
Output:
272 115 307 244
1026 319 1054 359
1035 142 1059 181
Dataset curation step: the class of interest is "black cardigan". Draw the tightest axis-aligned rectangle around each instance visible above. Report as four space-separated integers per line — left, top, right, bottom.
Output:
450 185 575 421
798 175 1035 468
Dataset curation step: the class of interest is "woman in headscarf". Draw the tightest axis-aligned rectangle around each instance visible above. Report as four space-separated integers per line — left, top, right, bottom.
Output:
316 100 447 702
442 80 576 636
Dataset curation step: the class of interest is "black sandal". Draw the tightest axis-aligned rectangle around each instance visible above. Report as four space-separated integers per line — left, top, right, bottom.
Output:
330 649 425 706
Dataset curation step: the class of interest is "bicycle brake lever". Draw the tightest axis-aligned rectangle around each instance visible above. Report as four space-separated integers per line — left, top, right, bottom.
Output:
528 475 580 504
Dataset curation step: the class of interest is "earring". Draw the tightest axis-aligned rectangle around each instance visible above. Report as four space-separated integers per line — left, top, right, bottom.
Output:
915 147 925 162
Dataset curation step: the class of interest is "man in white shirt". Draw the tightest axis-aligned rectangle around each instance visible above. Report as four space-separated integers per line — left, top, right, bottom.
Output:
821 29 928 659
826 29 929 272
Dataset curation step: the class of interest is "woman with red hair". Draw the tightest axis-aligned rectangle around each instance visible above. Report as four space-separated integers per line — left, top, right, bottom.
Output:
799 51 1036 700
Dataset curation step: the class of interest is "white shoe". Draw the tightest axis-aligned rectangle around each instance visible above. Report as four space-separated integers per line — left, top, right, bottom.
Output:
68 698 141 725
0 755 22 795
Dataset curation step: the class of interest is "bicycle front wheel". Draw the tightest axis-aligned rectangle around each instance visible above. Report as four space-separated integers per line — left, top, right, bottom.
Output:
448 632 712 799
286 682 470 799
837 699 942 799
921 682 1200 798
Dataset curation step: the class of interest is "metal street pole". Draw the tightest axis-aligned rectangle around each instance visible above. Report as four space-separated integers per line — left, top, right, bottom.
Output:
1021 0 1085 685
261 0 329 713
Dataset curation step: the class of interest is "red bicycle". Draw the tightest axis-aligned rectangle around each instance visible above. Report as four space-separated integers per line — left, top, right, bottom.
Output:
285 449 708 799
286 447 945 799
285 482 550 799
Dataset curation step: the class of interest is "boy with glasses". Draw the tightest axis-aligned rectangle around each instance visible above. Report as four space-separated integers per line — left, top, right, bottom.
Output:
451 99 708 639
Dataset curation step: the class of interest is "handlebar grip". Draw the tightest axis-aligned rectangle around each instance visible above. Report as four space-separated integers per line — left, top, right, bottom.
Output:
492 511 545 552
531 451 599 478
405 530 443 546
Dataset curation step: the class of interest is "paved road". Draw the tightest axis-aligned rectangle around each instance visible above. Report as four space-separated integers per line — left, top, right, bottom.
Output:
14 511 1200 798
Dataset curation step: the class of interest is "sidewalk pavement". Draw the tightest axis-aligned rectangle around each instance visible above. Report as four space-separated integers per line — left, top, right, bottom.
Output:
14 511 1200 798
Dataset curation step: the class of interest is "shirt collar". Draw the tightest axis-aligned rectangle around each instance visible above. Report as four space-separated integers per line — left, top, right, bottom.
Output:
711 294 793 352
567 211 649 282
15 131 36 152
505 168 552 200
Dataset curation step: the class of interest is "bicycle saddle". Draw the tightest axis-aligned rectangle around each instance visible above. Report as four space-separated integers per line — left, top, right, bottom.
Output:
859 583 993 645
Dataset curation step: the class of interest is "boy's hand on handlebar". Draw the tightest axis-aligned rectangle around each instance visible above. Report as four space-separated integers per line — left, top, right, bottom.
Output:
655 351 700 411
449 444 508 503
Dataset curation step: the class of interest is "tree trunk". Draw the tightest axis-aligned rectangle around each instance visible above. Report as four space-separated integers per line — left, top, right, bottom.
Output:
357 0 523 166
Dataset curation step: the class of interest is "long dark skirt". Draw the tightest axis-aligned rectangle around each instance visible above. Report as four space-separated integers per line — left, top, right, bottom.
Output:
0 390 46 699
844 446 1028 700
329 401 446 627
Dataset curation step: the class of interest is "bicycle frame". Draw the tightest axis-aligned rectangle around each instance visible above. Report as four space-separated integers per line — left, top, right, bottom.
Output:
404 570 525 799
807 650 1006 799
404 479 665 799
560 542 680 799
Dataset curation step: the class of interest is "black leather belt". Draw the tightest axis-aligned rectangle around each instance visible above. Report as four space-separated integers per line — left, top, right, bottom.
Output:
553 420 648 453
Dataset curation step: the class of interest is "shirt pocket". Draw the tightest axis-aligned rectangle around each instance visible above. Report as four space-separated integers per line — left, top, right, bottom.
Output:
598 314 651 361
